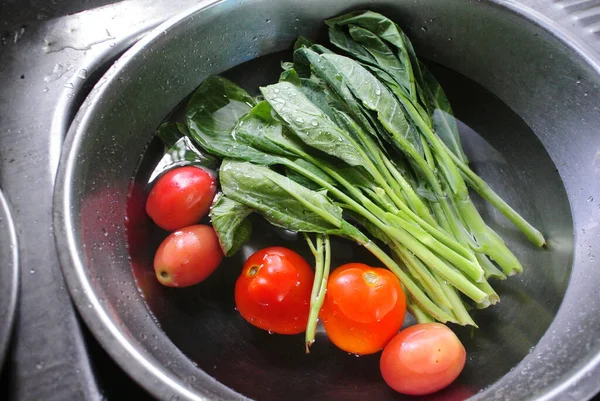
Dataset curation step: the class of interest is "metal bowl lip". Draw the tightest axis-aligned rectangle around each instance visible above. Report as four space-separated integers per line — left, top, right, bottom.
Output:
52 1 600 400
0 188 19 371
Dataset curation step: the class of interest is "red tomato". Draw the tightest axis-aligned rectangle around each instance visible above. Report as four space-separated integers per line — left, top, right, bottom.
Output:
380 323 466 396
235 247 314 335
146 166 216 231
320 263 406 355
153 224 223 287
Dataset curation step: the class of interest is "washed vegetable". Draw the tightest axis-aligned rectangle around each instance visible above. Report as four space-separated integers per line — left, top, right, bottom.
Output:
180 8 547 327
235 247 314 335
320 263 406 355
153 224 223 287
146 166 217 231
380 323 466 395
142 10 547 390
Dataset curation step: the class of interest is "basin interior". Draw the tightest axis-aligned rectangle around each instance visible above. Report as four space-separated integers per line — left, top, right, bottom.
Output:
125 49 573 401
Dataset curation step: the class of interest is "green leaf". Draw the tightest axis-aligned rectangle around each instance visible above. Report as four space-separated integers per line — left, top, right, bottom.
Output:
420 64 468 163
293 36 313 51
284 159 334 191
210 193 253 256
220 160 343 233
328 27 376 65
156 122 185 148
233 101 299 158
186 76 277 165
347 25 413 98
279 68 301 86
321 53 422 155
260 81 365 167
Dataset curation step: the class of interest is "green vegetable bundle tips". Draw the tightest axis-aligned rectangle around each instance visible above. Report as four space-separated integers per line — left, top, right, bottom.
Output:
163 10 545 328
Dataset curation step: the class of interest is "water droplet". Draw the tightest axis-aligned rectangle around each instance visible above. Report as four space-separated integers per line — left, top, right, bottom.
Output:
310 119 318 127
64 82 75 89
375 87 381 95
266 19 271 23
588 196 594 202
421 26 428 32
273 88 280 93
42 87 49 93
36 362 44 370
268 330 273 335
30 269 36 274
576 79 581 84
295 117 304 123
77 69 88 79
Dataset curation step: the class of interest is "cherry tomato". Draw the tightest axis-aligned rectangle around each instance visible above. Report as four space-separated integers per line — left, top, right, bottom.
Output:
146 166 216 231
380 323 466 396
154 224 223 287
320 263 406 355
235 247 314 335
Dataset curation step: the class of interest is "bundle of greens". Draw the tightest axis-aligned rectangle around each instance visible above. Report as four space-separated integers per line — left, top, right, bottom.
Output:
158 10 545 348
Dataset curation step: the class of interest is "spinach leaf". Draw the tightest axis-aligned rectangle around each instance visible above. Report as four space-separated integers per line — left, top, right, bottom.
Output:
232 101 298 158
260 82 365 167
220 159 343 232
321 53 423 155
328 27 376 65
293 36 313 51
156 123 219 167
279 68 301 86
210 193 253 256
157 122 186 148
284 159 334 191
185 76 277 165
347 25 413 99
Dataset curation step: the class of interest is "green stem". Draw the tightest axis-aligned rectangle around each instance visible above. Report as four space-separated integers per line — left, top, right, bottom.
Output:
396 247 452 310
283 158 487 302
456 198 523 276
383 157 436 226
476 252 506 280
304 234 331 352
385 213 483 282
443 142 546 247
433 271 477 327
406 297 435 324
400 95 469 198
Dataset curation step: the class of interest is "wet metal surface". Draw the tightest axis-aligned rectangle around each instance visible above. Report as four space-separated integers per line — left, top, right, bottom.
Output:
1 0 600 400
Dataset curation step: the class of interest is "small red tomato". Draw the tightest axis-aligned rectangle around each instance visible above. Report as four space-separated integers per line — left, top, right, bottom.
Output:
153 224 223 287
380 323 466 396
320 263 406 355
235 247 314 335
146 166 216 231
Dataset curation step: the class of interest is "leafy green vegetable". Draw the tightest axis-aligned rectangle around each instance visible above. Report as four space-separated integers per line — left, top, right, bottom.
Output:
210 194 253 256
166 10 547 331
260 82 366 168
219 159 343 232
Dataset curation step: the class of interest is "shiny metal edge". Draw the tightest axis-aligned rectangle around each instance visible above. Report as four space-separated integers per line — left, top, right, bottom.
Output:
0 188 19 370
475 4 600 400
52 1 600 401
54 3 230 400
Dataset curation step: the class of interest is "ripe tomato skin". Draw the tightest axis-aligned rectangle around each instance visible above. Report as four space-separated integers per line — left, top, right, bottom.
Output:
235 247 314 335
153 224 223 287
146 166 216 231
320 263 406 355
380 323 466 396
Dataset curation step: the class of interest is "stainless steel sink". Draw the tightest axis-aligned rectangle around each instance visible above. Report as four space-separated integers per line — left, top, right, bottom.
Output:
2 0 600 400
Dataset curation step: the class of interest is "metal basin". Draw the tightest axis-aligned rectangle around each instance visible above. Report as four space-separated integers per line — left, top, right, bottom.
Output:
53 0 600 400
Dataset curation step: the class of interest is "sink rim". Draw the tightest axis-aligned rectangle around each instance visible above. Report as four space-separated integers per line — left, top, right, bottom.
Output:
52 0 600 400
